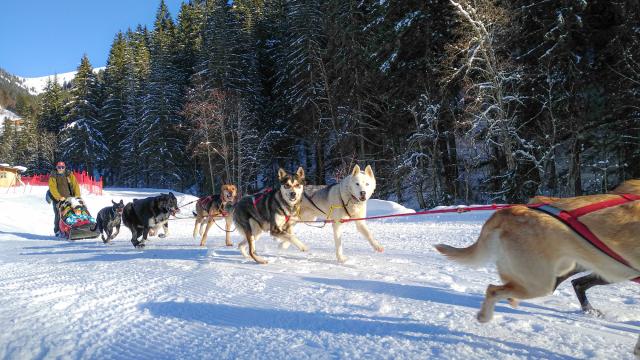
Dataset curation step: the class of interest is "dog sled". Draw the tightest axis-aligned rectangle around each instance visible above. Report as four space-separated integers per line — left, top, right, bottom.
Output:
57 197 100 240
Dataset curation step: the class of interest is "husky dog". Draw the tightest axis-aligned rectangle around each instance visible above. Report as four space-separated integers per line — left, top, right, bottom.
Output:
122 193 179 248
298 164 383 263
435 179 640 356
193 184 238 247
527 195 607 315
233 167 308 264
92 200 125 243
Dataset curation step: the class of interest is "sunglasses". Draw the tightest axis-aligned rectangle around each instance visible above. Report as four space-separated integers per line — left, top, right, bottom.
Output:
56 166 65 169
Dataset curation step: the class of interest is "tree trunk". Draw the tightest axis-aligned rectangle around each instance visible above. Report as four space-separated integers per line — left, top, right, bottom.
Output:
570 136 582 196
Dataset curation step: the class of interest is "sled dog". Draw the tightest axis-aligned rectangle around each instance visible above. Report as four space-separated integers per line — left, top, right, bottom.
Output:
122 192 179 248
92 200 125 243
436 179 640 356
193 184 238 247
297 164 383 263
527 195 609 315
233 167 307 264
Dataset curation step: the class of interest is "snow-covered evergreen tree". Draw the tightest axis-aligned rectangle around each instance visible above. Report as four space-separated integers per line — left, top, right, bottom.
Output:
100 32 129 183
38 77 66 133
139 1 187 188
119 27 150 187
60 54 107 174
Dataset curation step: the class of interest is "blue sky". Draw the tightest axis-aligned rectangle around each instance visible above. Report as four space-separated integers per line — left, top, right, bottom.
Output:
0 0 183 77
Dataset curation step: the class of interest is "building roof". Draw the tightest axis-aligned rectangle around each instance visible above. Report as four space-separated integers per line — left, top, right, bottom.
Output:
0 164 27 172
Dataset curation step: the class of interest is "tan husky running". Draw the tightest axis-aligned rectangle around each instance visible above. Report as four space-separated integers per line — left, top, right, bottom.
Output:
193 184 237 247
436 179 640 356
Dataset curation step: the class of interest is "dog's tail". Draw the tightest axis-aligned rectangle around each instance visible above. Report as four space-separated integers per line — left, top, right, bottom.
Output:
434 216 500 267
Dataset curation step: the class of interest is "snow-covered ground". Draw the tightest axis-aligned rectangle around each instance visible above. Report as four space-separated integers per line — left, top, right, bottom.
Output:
0 186 638 359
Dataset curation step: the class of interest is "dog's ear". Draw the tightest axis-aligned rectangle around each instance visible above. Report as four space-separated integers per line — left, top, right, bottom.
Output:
119 199 124 205
277 168 288 181
112 200 117 205
364 165 374 178
351 164 361 176
296 167 305 181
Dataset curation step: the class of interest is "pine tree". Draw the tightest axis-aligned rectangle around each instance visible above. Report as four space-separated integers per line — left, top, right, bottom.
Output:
60 54 107 174
175 1 205 84
100 32 129 183
139 1 187 188
0 120 17 164
277 0 330 183
38 77 66 133
119 27 151 187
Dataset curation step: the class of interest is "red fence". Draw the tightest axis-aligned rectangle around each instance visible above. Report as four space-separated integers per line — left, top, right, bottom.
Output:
19 171 103 195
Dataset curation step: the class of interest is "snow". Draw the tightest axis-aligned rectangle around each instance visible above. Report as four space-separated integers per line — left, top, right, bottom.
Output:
18 67 105 95
395 11 421 32
0 186 638 359
0 106 21 121
0 106 22 136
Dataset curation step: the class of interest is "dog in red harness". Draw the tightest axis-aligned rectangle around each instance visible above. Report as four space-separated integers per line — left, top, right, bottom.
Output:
193 184 238 247
436 179 640 356
233 167 307 264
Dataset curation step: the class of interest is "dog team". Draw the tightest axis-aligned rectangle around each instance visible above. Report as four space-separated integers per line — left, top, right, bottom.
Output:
61 161 640 356
89 164 381 265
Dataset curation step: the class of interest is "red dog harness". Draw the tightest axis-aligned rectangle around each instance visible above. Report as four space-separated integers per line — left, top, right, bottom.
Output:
529 194 640 283
197 194 229 217
252 187 272 208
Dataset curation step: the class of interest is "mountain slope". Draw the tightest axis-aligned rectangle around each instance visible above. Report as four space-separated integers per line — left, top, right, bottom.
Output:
0 68 33 109
0 67 106 96
19 67 106 95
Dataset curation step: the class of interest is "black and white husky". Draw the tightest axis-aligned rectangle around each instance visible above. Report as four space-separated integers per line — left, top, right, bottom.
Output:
122 193 179 248
298 164 383 263
233 167 308 264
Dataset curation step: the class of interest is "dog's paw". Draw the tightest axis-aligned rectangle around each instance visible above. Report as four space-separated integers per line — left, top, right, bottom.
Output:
225 242 233 247
239 247 250 258
158 234 166 238
507 298 519 308
476 311 492 323
134 243 146 249
279 241 291 250
373 245 384 253
199 241 207 247
337 255 348 263
584 307 604 318
299 244 309 252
